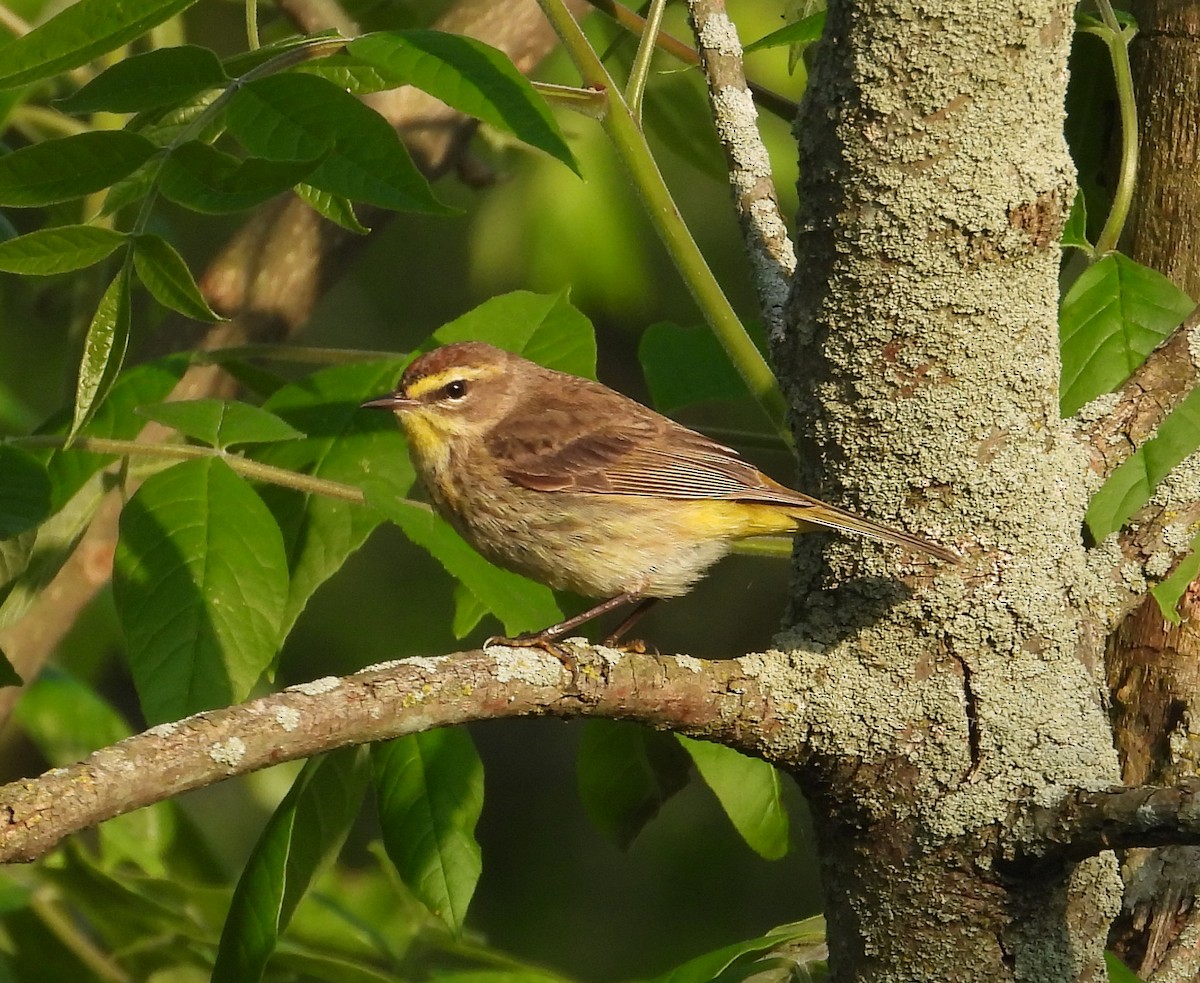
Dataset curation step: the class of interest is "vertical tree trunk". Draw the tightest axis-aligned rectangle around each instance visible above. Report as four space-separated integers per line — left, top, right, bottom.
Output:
1106 2 1200 975
782 1 1123 978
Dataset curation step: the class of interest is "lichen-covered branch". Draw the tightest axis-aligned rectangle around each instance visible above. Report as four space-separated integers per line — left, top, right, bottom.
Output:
684 0 796 348
0 646 782 864
1075 306 1200 480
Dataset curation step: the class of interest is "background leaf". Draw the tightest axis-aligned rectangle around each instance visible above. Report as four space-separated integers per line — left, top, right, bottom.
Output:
158 142 323 214
639 322 756 413
577 720 692 849
113 458 289 722
213 748 370 983
373 728 484 934
56 44 228 114
0 446 52 538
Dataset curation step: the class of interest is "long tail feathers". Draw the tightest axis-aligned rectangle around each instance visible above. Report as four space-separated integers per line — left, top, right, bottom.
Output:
791 502 957 563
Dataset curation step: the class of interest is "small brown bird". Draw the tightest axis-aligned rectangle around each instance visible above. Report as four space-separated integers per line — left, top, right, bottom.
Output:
363 342 953 647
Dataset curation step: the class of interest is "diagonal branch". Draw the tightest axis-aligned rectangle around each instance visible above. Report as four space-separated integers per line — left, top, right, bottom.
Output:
684 0 796 349
1075 304 1200 480
0 646 782 864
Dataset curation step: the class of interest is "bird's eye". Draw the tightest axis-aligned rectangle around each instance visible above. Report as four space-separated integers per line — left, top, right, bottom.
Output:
443 379 468 400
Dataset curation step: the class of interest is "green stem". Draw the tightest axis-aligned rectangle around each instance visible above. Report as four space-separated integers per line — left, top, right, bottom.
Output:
1091 0 1138 256
12 434 390 506
245 0 261 50
535 0 790 441
624 0 667 123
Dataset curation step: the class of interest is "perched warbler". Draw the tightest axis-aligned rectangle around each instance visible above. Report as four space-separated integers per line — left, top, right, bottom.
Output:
363 341 954 647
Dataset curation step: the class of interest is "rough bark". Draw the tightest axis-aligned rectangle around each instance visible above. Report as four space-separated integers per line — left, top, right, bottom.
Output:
783 1 1122 979
1105 4 1200 976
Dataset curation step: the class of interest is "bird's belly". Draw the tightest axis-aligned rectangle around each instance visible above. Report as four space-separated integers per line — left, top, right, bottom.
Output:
443 487 751 600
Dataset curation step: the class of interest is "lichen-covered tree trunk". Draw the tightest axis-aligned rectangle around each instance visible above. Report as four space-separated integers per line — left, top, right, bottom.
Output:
780 1 1123 978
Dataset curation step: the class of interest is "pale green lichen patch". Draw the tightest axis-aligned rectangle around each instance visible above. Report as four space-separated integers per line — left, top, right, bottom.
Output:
209 737 246 767
288 676 341 696
274 706 301 732
491 647 561 685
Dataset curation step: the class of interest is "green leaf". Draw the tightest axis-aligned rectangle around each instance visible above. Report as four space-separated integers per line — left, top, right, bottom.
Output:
56 45 228 114
295 183 371 234
744 11 826 53
226 73 451 214
158 141 323 214
362 494 560 637
577 720 691 849
112 457 288 723
71 264 133 438
1104 951 1144 983
1086 387 1200 541
138 399 304 449
213 748 369 983
295 54 399 95
0 0 199 90
0 225 127 274
372 728 484 934
639 322 755 413
0 131 159 207
0 531 35 593
1150 536 1200 626
349 31 578 173
434 289 597 378
132 233 222 322
253 358 411 638
0 446 52 538
1060 253 1194 416
676 736 790 860
648 919 827 983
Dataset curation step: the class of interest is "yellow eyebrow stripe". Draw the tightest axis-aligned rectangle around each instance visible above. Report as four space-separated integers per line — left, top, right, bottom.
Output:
406 364 498 399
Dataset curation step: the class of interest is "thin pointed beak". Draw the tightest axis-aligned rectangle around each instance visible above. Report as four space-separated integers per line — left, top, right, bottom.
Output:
361 391 415 411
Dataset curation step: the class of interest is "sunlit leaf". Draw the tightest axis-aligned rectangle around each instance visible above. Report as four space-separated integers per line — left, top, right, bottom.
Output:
0 225 127 274
677 736 790 860
1060 253 1194 416
0 131 158 206
295 183 371 234
138 399 304 449
1086 388 1200 541
72 264 133 438
132 233 222 321
433 289 597 378
0 0 199 89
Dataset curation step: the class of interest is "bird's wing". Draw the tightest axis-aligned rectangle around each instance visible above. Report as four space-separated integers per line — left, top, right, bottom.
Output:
487 382 800 503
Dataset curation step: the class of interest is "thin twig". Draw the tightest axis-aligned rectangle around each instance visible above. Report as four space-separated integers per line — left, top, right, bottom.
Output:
685 0 796 348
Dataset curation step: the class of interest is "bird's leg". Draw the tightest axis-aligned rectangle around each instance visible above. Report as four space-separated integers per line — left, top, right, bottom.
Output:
485 593 643 658
602 597 659 651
